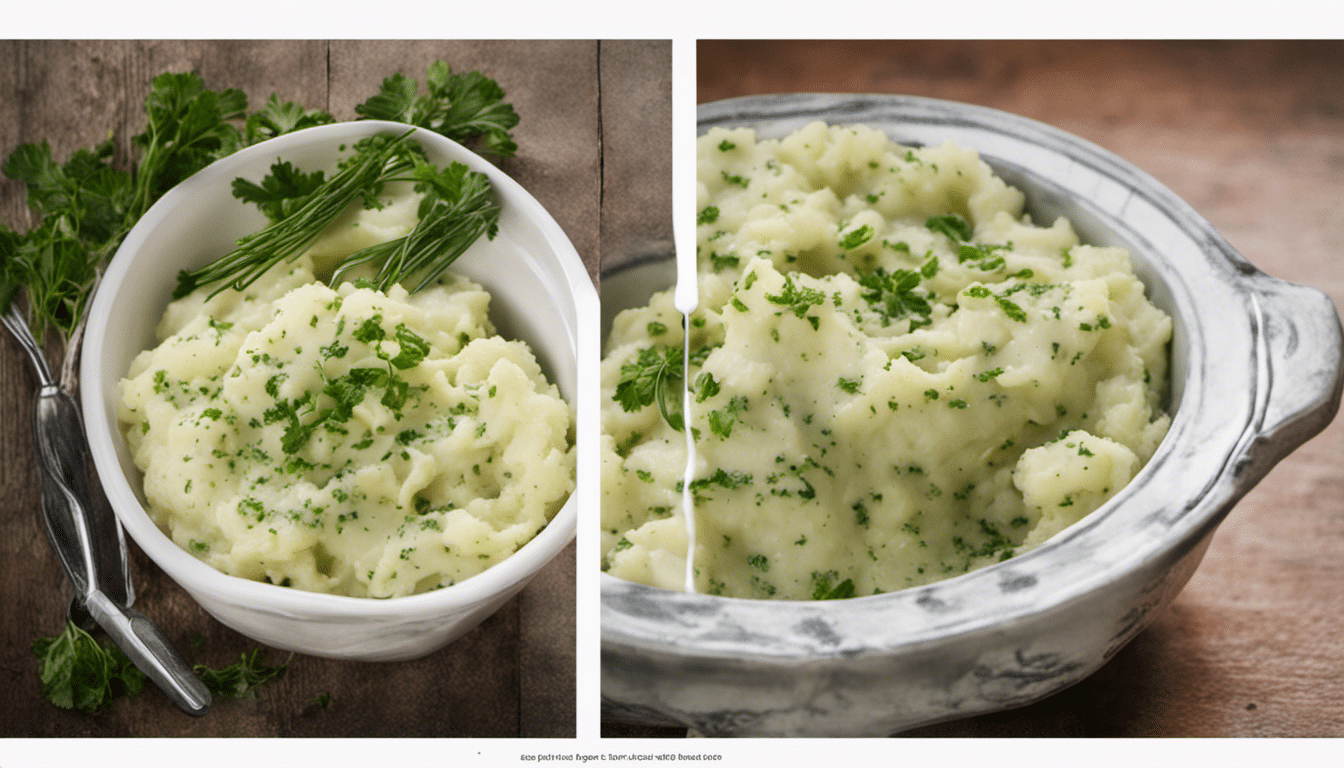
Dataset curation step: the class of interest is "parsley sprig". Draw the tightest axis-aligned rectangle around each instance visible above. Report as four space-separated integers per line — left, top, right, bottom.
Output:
31 620 146 713
1 61 518 389
2 72 250 382
31 620 290 712
857 263 935 331
328 160 501 294
188 130 503 300
174 131 423 299
355 61 520 159
194 647 290 699
764 274 824 328
613 345 684 431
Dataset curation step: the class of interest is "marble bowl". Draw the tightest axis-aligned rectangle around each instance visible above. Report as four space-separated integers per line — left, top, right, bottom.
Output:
82 121 591 661
600 94 1343 736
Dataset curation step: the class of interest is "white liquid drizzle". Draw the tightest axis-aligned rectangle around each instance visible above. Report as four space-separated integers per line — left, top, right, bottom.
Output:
671 39 699 594
678 309 697 594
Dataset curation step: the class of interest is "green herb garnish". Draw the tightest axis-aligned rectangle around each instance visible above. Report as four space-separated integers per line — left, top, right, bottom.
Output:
811 573 856 600
31 620 146 713
764 274 824 320
839 224 874 250
354 61 520 159
193 647 290 699
707 395 748 439
857 267 932 330
926 213 972 242
2 72 250 382
613 345 684 431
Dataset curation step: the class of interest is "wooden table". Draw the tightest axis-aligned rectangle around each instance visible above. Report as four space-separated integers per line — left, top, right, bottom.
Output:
625 39 1344 739
0 39 668 738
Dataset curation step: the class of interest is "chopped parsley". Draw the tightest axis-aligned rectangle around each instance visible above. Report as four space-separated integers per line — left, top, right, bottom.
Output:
764 274 825 321
857 267 932 330
839 224 874 250
925 213 972 242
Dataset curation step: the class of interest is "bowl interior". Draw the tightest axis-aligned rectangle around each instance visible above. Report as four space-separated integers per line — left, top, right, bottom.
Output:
83 121 588 617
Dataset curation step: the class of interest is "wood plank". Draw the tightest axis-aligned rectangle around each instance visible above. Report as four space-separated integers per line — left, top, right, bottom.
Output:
598 40 674 275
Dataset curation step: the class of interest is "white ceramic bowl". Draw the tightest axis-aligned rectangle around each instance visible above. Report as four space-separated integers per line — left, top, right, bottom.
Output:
82 121 593 661
601 94 1344 735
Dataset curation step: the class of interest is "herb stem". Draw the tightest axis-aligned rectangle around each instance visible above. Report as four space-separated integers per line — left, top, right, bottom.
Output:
173 131 419 299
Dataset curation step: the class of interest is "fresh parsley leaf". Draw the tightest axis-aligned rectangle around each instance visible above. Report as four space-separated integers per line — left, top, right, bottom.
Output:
957 242 1010 272
355 61 519 159
707 396 748 439
31 620 146 713
926 213 972 242
708 251 739 271
352 314 387 344
996 295 1027 322
389 323 431 369
918 254 938 281
244 93 335 145
764 274 824 320
839 224 874 250
194 647 290 699
693 371 720 403
613 345 683 431
857 267 932 330
231 160 328 222
813 576 855 600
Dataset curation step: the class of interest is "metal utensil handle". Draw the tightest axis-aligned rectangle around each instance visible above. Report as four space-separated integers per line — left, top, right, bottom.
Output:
85 590 211 716
6 305 207 714
1 304 54 383
34 386 133 607
7 305 132 606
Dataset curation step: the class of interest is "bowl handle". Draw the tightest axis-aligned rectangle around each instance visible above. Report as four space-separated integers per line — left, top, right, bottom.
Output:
1231 272 1343 485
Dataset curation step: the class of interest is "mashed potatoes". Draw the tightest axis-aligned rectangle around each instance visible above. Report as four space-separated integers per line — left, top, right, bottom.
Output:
121 190 573 598
601 122 1171 600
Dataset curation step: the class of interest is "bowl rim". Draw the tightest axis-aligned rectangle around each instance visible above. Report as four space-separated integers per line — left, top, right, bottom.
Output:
600 92 1333 662
81 119 587 620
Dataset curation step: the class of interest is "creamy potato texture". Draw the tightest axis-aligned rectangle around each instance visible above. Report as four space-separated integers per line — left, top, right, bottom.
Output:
121 192 573 598
602 122 1171 600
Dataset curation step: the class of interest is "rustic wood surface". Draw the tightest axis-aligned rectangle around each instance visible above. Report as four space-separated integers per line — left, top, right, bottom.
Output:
0 39 667 738
606 39 1344 739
